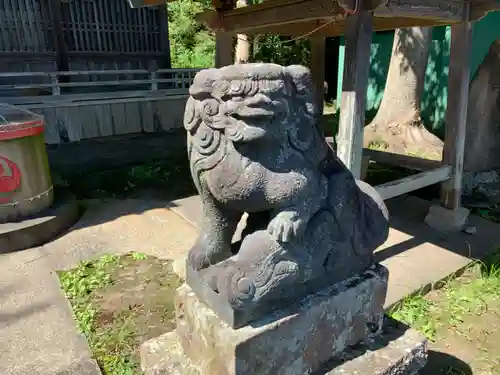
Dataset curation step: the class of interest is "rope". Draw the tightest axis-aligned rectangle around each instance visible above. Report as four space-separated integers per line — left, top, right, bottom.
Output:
253 0 461 46
0 185 54 208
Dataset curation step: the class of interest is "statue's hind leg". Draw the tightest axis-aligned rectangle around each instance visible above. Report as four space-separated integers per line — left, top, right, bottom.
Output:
188 191 241 271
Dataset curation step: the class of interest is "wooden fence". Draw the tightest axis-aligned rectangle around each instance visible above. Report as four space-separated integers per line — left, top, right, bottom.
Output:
0 0 169 73
0 68 199 144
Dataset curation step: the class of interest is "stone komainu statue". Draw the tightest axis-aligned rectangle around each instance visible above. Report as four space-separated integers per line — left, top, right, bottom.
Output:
184 63 389 315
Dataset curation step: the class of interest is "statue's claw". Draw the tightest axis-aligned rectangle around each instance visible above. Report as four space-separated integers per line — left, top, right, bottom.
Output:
188 238 231 271
267 211 306 242
188 243 212 271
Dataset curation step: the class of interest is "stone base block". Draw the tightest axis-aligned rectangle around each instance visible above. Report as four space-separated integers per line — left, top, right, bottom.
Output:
170 264 388 375
140 318 427 375
424 205 470 232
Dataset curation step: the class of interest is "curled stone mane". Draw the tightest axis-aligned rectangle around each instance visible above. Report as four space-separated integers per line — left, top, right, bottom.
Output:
184 63 327 191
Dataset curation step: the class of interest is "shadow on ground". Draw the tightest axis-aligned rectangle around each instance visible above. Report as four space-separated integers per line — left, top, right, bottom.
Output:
421 351 473 375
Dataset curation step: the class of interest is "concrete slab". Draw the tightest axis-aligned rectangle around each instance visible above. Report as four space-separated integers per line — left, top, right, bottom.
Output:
0 198 200 375
168 195 500 310
0 247 101 375
167 195 203 229
40 198 199 271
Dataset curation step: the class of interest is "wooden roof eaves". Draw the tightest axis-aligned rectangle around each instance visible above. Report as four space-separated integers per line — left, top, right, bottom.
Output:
195 0 476 35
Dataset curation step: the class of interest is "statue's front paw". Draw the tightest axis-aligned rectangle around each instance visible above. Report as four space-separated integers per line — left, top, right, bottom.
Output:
267 211 306 242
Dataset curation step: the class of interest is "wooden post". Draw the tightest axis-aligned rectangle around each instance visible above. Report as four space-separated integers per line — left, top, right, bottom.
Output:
336 10 373 179
158 4 172 69
441 3 472 210
310 36 326 117
47 0 69 73
215 32 234 68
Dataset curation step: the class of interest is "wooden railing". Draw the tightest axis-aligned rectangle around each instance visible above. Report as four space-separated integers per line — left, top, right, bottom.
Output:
0 68 200 98
0 68 201 144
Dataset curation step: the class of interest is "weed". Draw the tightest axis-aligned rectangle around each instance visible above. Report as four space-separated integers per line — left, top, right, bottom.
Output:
59 254 119 335
390 252 500 345
58 252 179 375
131 252 148 261
389 294 437 340
368 139 389 150
65 156 195 200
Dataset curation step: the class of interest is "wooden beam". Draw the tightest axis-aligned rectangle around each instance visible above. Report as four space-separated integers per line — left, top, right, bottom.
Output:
310 36 326 117
336 10 372 179
197 0 463 34
363 148 442 171
375 0 465 21
470 0 500 21
127 0 172 8
441 3 472 210
215 32 234 67
376 166 452 200
198 0 344 33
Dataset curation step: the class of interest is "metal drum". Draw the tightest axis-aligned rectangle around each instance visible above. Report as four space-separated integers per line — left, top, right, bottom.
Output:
0 104 53 223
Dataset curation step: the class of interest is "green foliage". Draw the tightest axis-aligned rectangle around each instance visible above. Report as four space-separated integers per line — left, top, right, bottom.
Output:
253 35 311 66
389 294 437 340
168 0 215 67
59 254 119 336
167 0 311 68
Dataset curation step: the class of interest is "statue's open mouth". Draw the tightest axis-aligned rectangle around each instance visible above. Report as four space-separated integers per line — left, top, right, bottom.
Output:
233 106 274 120
231 92 277 121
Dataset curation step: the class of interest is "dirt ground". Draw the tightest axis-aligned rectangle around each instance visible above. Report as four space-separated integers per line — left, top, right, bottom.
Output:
423 295 500 374
392 262 500 375
59 253 182 375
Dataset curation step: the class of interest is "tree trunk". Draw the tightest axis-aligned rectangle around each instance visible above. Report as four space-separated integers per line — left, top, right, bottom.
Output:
464 39 500 173
364 27 443 159
235 0 252 63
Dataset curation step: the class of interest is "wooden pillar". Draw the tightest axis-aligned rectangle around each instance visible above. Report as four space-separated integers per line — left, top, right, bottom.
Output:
158 4 172 69
215 32 234 68
336 10 373 179
47 0 69 72
310 36 326 116
441 4 472 210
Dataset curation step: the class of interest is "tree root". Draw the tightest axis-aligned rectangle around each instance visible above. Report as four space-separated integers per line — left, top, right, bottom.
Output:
363 119 443 160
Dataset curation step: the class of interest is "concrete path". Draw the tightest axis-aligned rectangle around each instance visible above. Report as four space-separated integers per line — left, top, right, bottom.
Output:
171 194 500 308
2 194 500 374
0 199 197 375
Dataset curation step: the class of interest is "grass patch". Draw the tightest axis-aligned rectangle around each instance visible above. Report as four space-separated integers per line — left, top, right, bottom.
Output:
390 256 500 339
389 253 500 373
390 294 437 340
59 252 182 375
472 206 500 224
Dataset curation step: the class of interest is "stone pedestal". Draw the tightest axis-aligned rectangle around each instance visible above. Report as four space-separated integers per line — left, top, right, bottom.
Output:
140 264 427 375
141 63 427 375
141 320 427 375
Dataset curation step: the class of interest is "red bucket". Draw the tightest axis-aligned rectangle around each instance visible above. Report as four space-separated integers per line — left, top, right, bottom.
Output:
0 105 53 223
